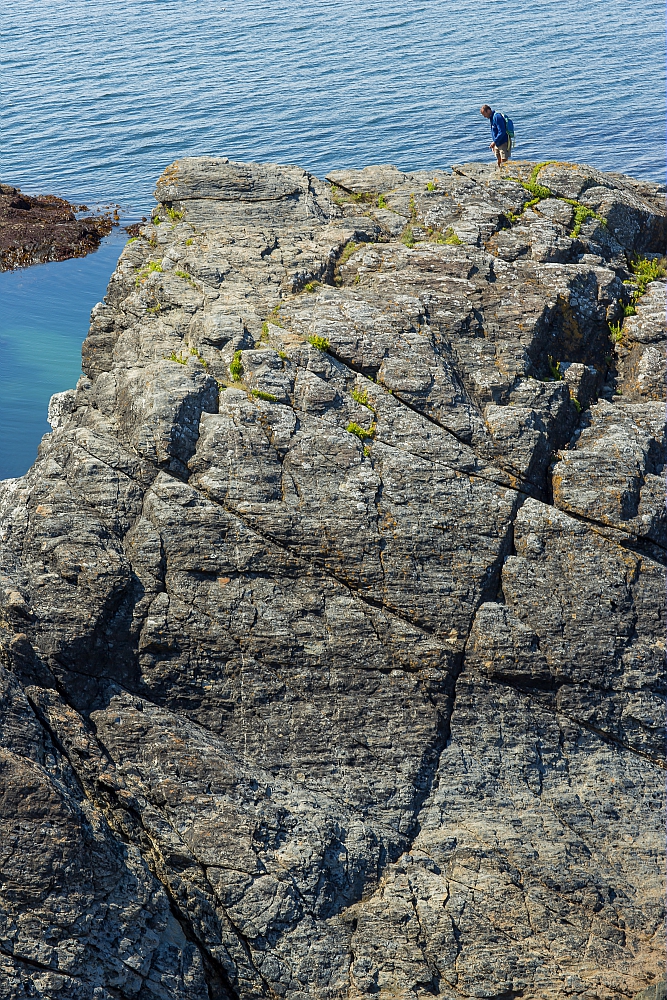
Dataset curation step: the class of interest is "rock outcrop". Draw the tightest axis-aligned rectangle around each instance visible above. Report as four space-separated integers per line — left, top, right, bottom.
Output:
0 157 664 1000
0 184 114 270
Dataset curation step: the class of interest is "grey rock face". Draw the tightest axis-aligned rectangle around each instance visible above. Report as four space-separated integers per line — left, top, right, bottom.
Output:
615 280 666 402
0 157 664 999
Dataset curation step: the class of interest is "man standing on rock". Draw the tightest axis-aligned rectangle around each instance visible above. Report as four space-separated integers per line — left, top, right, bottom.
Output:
480 104 510 166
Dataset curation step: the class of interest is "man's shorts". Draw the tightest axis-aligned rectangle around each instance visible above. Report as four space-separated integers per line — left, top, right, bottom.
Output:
497 141 511 162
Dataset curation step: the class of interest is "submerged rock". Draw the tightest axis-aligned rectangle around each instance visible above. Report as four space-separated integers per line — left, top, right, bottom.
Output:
0 157 664 1000
0 183 114 269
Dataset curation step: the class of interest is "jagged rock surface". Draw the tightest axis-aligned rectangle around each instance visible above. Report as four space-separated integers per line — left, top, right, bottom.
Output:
0 157 664 1000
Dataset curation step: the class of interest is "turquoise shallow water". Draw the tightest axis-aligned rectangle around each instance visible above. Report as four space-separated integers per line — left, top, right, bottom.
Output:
1 0 664 478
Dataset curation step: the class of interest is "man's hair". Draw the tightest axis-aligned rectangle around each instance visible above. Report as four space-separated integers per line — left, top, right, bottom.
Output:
480 104 492 114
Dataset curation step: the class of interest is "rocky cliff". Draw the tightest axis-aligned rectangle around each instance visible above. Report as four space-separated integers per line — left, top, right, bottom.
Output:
0 157 664 1000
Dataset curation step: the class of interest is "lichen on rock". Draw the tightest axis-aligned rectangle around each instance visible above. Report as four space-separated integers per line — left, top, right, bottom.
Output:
0 156 664 1000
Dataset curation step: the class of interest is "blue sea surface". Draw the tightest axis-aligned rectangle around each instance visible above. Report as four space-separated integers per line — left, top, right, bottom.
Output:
1 0 664 478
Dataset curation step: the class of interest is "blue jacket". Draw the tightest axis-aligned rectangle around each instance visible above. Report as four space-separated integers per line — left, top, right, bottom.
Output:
490 110 508 146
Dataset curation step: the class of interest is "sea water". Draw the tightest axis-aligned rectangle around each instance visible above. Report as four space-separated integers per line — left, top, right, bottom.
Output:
1 0 663 478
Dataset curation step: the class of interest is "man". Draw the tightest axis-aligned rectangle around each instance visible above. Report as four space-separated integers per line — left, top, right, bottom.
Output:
480 105 510 166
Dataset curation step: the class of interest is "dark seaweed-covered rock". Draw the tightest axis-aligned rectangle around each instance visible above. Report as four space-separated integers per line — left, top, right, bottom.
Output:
0 158 664 1000
0 183 114 269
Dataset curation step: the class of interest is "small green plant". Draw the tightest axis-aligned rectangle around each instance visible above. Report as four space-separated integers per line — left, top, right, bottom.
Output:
217 382 227 392
307 335 330 351
146 304 161 314
377 193 388 208
264 303 284 328
609 321 624 343
230 350 244 381
565 201 607 237
547 355 562 381
338 241 358 267
347 421 375 441
330 183 346 206
152 215 160 225
401 227 415 248
251 389 278 402
350 387 370 407
126 237 138 245
622 303 636 317
135 260 163 286
571 397 582 414
408 194 417 222
185 238 193 246
349 190 375 204
166 206 184 222
260 321 270 341
513 171 553 202
331 184 375 205
189 346 208 367
509 165 554 204
629 255 666 295
303 280 320 292
277 349 287 360
363 445 372 457
426 178 439 192
174 269 195 285
167 351 187 365
444 227 462 245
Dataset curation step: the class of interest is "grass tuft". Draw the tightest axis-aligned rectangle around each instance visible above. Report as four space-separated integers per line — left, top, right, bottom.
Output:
230 350 244 381
251 389 278 402
547 355 562 381
347 421 376 441
563 200 607 237
609 321 623 343
629 255 666 295
307 335 330 351
338 241 358 267
350 386 378 414
135 260 163 286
